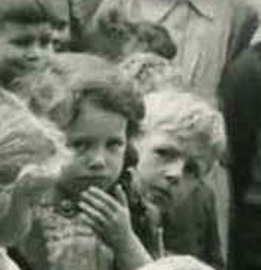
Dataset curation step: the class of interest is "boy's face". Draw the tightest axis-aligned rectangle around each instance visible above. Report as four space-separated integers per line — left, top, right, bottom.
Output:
136 130 208 209
65 99 127 193
0 22 54 85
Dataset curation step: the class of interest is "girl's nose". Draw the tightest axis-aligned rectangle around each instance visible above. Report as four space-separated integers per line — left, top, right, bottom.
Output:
87 147 106 171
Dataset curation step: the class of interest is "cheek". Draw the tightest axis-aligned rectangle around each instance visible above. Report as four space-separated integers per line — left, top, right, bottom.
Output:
108 150 126 178
0 45 26 79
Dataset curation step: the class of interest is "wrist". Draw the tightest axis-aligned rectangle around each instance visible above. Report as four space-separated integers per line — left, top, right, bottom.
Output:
113 229 137 253
114 231 152 270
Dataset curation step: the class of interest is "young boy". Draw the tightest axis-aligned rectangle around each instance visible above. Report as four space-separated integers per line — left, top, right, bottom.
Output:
12 54 152 270
0 90 72 270
134 89 226 270
0 0 65 89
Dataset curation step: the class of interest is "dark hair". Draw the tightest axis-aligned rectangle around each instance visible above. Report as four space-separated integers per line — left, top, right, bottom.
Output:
69 71 145 138
0 0 64 27
52 54 144 199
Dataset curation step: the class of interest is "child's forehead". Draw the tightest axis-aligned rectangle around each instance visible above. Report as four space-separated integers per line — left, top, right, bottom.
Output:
143 129 211 158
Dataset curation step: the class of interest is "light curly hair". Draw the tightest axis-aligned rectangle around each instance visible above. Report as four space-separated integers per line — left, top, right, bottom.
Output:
142 90 226 171
0 89 73 191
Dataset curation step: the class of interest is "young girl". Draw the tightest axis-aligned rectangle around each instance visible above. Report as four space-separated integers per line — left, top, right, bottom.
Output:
0 89 72 270
12 54 152 270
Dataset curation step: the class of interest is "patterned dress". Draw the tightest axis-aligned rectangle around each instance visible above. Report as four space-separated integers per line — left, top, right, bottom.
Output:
16 188 114 270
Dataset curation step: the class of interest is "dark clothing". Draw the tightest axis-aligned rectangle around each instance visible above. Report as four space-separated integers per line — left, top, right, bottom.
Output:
131 181 224 270
161 183 223 270
221 43 261 270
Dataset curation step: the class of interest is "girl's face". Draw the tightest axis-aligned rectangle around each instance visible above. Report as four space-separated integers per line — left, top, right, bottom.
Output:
64 98 127 193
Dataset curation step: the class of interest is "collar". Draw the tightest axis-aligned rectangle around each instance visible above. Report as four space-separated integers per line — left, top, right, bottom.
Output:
188 0 218 20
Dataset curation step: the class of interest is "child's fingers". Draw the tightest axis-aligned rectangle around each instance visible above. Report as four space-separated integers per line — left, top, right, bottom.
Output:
79 213 102 235
78 201 107 228
88 187 119 210
80 191 112 218
114 185 128 206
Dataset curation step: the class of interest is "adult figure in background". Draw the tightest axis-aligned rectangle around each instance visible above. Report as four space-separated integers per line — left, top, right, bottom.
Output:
93 0 258 103
221 42 261 270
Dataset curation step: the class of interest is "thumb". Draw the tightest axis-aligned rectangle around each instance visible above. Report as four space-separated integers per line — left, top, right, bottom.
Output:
114 185 128 206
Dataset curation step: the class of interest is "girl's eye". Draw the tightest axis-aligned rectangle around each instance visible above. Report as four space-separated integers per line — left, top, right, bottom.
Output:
69 141 91 155
107 139 125 151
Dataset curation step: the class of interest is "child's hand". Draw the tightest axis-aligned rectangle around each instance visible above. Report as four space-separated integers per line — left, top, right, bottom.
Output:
78 185 133 250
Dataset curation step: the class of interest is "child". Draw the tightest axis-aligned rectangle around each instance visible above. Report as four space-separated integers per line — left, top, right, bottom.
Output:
0 0 64 89
12 54 152 270
0 89 72 269
134 89 226 270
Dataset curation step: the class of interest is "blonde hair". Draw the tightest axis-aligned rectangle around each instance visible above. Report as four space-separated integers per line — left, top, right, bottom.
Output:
0 89 73 191
142 90 226 169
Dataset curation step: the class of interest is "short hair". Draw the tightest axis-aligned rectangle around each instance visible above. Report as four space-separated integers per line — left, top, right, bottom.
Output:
0 0 64 26
141 90 226 170
0 89 72 191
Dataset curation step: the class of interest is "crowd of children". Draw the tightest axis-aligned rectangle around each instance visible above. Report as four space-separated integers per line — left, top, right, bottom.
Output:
0 1 260 270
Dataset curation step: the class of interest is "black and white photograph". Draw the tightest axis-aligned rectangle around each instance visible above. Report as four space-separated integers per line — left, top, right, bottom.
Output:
0 0 260 270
